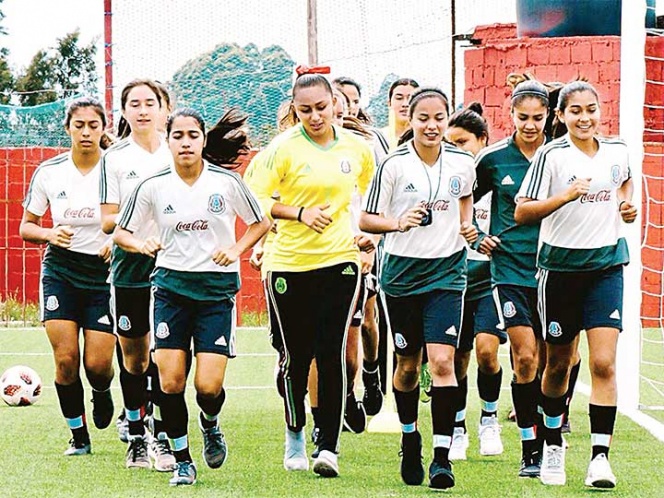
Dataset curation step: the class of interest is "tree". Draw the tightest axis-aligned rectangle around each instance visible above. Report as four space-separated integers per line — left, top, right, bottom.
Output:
0 0 13 104
15 30 98 106
170 42 294 146
366 73 400 129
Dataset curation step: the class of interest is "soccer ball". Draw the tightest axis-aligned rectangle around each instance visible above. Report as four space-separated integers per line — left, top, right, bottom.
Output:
0 365 43 406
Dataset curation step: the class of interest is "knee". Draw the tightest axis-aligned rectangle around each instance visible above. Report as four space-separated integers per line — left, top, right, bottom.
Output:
395 359 420 388
513 350 538 380
195 383 222 399
476 346 499 373
55 356 79 384
428 353 455 380
590 357 616 381
124 357 149 376
545 356 572 385
454 351 471 377
161 374 186 394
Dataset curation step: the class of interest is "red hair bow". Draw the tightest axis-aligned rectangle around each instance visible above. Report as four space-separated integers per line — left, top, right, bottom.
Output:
295 65 331 76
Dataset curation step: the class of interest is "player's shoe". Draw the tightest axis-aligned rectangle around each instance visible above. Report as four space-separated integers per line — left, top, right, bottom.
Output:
149 436 176 472
91 388 114 430
283 429 309 471
449 427 469 461
540 443 566 486
419 364 432 403
199 420 228 469
428 460 455 490
362 369 383 416
561 419 571 434
169 461 197 486
116 411 129 443
343 392 367 433
313 449 339 477
64 438 91 456
478 416 504 456
585 454 616 489
399 431 425 486
518 449 541 478
126 436 151 469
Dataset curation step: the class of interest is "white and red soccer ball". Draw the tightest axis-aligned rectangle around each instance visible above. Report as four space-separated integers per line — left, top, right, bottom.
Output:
0 365 42 406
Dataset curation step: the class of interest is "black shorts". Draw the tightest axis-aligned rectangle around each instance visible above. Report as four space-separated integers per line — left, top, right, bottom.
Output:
40 274 113 333
493 284 541 336
458 293 507 352
111 285 151 338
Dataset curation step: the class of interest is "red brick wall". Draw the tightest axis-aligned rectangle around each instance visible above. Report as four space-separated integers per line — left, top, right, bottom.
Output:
0 148 266 324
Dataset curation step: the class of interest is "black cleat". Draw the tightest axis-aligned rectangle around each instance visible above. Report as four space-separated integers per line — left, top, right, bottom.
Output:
343 392 366 434
399 431 425 486
518 450 541 478
428 459 455 490
199 422 228 469
91 389 114 430
362 370 384 416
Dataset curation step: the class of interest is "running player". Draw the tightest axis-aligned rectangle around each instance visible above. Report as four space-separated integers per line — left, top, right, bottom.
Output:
376 78 420 154
515 81 636 489
360 87 477 490
333 76 372 124
114 108 269 486
250 72 375 478
20 97 116 456
473 80 550 478
444 102 507 460
99 79 174 470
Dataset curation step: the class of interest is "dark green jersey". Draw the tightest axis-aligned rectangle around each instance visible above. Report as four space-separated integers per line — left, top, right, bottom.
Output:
466 259 491 301
43 245 110 291
110 247 155 289
152 268 240 301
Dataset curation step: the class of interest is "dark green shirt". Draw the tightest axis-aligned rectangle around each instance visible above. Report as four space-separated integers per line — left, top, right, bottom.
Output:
110 246 155 289
42 245 110 291
152 268 240 301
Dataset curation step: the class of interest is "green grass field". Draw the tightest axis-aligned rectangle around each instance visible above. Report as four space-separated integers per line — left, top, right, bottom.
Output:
1 327 663 497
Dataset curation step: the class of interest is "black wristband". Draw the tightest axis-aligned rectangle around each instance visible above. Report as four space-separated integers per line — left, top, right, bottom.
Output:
618 200 627 210
297 206 304 222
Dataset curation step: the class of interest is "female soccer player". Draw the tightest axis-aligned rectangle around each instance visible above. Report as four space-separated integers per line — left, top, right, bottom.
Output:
332 76 372 124
360 87 477 490
114 108 269 486
376 78 420 153
249 72 375 478
20 97 116 456
473 80 550 478
99 78 174 470
444 102 507 461
515 81 636 489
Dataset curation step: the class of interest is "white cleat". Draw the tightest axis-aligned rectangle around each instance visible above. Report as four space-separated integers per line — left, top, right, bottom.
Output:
585 454 616 489
449 427 469 461
313 449 339 477
540 443 566 486
283 429 309 471
479 416 504 456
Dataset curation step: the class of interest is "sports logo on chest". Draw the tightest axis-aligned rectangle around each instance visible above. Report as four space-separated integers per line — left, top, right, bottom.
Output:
208 193 226 215
64 207 96 219
610 165 621 186
340 159 352 174
175 220 209 232
449 176 462 198
579 190 612 204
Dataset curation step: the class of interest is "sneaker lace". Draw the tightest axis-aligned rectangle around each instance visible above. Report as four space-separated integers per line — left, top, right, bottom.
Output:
204 426 224 447
546 447 563 468
480 420 501 440
153 438 172 457
176 461 192 477
130 438 148 460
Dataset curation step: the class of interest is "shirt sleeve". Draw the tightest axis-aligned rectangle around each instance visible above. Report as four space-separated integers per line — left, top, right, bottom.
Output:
462 156 475 197
473 153 492 202
100 151 120 205
517 147 551 201
363 157 394 215
117 180 153 233
228 173 265 225
248 143 288 218
356 142 376 197
23 167 50 217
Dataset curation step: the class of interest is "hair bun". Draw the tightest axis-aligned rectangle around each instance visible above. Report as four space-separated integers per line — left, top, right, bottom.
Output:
467 101 484 116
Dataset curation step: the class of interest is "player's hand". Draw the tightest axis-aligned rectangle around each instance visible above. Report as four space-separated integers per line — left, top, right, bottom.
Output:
98 240 113 263
270 221 278 234
397 206 427 232
460 222 478 244
140 237 162 258
301 203 333 233
479 235 501 256
359 250 374 274
565 177 592 202
249 246 264 270
354 235 375 254
48 225 74 248
213 246 241 267
619 200 638 224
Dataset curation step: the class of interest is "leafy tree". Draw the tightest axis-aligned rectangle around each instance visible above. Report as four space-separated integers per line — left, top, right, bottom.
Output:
0 0 13 104
15 30 98 106
170 42 294 146
366 73 399 129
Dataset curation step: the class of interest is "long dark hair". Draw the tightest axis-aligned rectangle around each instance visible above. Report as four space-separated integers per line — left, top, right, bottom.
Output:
398 87 450 145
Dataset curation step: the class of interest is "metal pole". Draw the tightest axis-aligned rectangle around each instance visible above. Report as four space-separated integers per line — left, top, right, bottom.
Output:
451 0 457 108
104 0 113 127
307 0 318 65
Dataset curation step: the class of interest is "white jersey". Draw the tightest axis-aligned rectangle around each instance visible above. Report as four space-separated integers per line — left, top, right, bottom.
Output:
99 136 172 240
24 152 108 255
518 135 630 251
468 192 492 262
118 161 264 274
364 141 475 259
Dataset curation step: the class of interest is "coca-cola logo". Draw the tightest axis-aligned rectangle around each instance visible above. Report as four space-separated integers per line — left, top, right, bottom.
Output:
175 219 209 232
579 189 612 204
64 207 95 218
421 200 450 211
475 208 489 220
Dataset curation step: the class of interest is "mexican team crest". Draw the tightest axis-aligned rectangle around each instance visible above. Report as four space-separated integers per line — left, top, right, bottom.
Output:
449 175 462 198
340 159 351 174
610 165 621 186
208 193 225 214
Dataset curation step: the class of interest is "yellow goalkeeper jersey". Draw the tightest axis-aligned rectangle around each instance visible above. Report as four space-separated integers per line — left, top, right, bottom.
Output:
249 123 375 272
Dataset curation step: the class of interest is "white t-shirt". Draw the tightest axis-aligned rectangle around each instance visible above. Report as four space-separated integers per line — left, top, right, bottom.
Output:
468 192 492 262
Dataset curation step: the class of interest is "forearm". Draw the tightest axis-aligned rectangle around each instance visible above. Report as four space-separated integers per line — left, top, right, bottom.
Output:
19 222 52 245
359 212 399 234
271 202 300 221
514 193 571 225
113 227 144 253
233 217 271 254
617 178 634 204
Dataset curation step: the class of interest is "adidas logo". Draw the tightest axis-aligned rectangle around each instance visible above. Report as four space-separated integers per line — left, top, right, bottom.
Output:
404 183 418 193
97 315 111 325
56 191 67 199
341 265 356 276
215 335 227 347
567 175 577 184
126 170 139 179
445 325 457 336
609 309 620 320
302 164 312 174
501 175 515 186
163 204 176 214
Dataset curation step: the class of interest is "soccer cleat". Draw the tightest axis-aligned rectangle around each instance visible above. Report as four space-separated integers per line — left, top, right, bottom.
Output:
478 416 504 456
399 431 425 486
540 443 566 486
428 460 455 490
199 420 228 469
518 450 541 478
585 454 616 489
283 429 309 471
116 411 129 443
169 461 197 486
126 436 151 469
91 388 114 430
362 370 383 416
313 449 339 477
419 364 432 403
149 437 176 472
64 438 91 456
343 393 367 433
449 427 469 461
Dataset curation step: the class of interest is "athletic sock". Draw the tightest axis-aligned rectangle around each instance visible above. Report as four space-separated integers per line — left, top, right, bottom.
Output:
197 389 226 429
565 359 582 421
589 404 617 459
431 386 457 463
512 379 539 453
454 376 468 431
478 367 502 419
55 379 89 444
120 369 147 437
161 392 191 462
541 394 566 447
394 385 419 433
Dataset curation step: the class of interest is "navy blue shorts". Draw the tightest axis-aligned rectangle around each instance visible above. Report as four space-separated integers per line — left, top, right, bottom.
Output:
458 293 507 352
493 284 541 337
151 286 236 357
538 266 623 345
111 285 151 338
40 274 113 333
385 290 463 355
